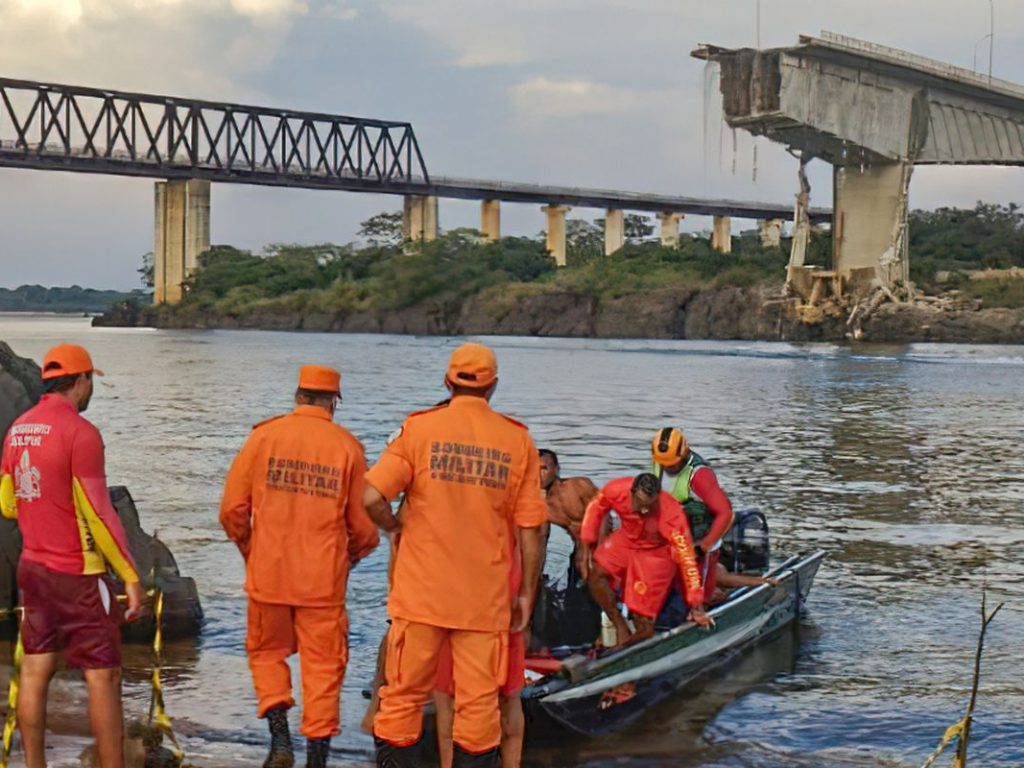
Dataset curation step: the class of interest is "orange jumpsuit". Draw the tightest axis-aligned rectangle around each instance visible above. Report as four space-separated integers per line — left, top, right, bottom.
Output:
366 396 547 754
220 404 379 739
581 477 704 618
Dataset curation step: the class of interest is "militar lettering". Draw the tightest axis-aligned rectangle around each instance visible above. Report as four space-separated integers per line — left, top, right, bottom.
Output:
429 442 511 488
266 457 341 498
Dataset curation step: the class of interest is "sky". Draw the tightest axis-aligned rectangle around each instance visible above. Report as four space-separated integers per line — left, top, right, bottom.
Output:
0 0 1022 289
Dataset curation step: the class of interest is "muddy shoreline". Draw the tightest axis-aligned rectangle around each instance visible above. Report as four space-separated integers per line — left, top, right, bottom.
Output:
93 283 1024 344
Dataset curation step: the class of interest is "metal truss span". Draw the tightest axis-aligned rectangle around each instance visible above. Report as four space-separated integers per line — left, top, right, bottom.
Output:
0 77 430 189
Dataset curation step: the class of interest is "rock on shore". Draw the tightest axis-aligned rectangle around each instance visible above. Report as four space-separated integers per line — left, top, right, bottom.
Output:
0 341 41 441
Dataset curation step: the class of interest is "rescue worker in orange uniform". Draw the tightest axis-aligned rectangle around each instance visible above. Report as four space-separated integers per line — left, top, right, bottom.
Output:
579 473 712 647
1 344 144 768
364 343 547 768
220 365 379 768
650 427 734 604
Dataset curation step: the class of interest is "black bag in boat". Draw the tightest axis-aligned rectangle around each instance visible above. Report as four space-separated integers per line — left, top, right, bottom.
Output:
530 562 601 651
720 509 770 574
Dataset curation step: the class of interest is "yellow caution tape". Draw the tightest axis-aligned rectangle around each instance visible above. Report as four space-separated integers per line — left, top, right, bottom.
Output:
0 587 181 767
920 716 967 768
0 628 23 768
147 590 183 759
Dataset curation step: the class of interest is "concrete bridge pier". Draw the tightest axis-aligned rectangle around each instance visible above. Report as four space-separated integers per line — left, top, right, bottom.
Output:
154 179 210 305
759 218 783 247
480 199 500 242
542 205 571 266
659 213 683 247
711 215 732 254
833 162 908 288
604 209 624 255
403 195 438 241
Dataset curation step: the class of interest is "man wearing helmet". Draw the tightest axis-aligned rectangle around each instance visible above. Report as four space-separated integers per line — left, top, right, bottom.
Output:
650 428 735 605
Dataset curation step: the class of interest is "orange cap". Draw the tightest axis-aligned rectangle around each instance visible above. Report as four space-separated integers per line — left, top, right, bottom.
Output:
445 343 498 389
41 344 104 381
297 365 341 395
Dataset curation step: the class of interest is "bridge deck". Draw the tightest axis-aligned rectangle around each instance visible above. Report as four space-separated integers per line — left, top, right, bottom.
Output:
693 31 1024 166
426 177 829 221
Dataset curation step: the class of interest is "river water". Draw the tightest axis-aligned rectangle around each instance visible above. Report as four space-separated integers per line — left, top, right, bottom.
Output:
0 314 1021 767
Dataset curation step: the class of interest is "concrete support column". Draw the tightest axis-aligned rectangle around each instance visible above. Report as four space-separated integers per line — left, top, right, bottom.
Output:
659 212 683 247
480 199 501 242
759 218 783 247
403 195 439 242
711 215 732 254
604 209 625 255
154 179 210 305
833 162 907 288
542 205 571 267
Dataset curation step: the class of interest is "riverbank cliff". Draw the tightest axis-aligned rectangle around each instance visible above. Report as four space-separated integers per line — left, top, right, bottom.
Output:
93 282 1024 344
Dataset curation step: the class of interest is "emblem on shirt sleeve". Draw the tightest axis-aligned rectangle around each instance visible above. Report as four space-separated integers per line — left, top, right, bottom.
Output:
15 450 41 502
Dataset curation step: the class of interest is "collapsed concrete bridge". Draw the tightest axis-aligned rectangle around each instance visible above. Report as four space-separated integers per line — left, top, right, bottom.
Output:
693 31 1024 304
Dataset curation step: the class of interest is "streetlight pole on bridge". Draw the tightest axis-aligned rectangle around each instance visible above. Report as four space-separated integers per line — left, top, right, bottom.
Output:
988 0 994 83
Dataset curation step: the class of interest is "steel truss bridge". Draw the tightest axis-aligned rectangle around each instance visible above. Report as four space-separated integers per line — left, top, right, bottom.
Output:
0 77 430 191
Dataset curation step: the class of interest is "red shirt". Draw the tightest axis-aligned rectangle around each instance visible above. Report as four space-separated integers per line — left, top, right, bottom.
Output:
684 465 734 547
581 477 703 607
0 394 138 583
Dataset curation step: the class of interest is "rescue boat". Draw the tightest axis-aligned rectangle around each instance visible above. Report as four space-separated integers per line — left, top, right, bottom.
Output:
520 549 826 737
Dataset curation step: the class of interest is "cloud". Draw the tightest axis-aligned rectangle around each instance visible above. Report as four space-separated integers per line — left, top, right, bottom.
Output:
228 0 307 16
11 0 83 23
454 46 530 69
512 77 672 118
321 1 357 21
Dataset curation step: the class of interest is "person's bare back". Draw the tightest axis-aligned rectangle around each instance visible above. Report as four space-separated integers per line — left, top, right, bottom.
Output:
544 476 599 539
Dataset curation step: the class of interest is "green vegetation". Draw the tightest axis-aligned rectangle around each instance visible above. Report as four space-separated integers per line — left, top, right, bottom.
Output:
0 285 143 314
181 234 556 317
171 220 799 320
909 203 1024 288
551 235 789 299
124 202 1024 321
959 277 1024 309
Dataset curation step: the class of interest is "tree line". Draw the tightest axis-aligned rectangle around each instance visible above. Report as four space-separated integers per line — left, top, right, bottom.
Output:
127 202 1024 316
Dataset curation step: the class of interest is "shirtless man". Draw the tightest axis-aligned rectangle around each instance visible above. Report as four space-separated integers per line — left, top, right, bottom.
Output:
539 449 599 571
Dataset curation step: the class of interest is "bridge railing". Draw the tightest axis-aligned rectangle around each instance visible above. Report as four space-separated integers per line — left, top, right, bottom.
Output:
0 78 430 187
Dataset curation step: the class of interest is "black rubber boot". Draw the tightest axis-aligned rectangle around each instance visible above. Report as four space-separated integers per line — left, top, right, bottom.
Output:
263 706 295 768
452 744 500 768
305 737 330 768
374 737 422 768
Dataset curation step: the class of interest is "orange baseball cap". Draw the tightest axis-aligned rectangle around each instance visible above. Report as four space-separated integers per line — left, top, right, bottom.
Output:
445 343 497 389
297 365 341 395
41 344 104 381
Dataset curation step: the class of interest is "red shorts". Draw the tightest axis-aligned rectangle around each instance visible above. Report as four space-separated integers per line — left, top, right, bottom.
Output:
594 530 677 619
435 630 525 698
17 558 123 669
